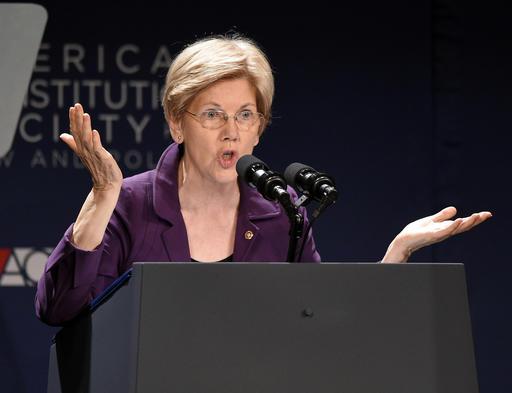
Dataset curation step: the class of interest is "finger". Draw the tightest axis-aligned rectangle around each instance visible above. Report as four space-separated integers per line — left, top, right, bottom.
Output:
453 214 479 234
68 106 75 134
454 212 492 234
69 106 81 149
91 129 105 153
70 103 85 151
479 211 493 219
415 218 463 248
59 133 78 153
92 130 115 163
434 217 464 239
82 113 94 147
431 206 457 222
74 103 85 139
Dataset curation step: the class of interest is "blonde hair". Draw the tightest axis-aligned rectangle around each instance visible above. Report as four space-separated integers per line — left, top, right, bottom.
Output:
162 34 274 134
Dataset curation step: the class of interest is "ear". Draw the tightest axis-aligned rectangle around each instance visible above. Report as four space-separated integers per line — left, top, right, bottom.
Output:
168 117 184 144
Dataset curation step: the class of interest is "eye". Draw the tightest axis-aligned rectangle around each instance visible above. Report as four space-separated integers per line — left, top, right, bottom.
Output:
238 110 254 120
203 110 221 119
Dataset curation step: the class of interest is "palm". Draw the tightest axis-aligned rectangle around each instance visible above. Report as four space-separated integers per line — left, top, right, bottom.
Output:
60 103 123 191
396 206 492 254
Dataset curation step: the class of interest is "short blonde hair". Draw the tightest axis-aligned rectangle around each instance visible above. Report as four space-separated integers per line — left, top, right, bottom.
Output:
162 34 274 134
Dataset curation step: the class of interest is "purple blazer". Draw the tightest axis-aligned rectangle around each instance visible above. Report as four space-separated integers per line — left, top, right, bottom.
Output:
35 143 321 325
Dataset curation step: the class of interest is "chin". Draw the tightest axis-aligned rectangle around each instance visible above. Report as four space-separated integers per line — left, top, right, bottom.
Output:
214 168 238 184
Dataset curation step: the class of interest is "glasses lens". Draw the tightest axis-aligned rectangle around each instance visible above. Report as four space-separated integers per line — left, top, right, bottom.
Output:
200 110 225 129
197 110 263 130
236 110 261 130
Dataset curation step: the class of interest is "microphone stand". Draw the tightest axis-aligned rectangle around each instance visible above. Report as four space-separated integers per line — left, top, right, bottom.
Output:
284 191 337 262
287 211 304 262
273 188 304 262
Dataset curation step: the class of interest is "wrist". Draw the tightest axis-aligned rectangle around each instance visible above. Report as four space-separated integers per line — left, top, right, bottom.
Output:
91 183 122 203
72 186 120 251
381 237 412 263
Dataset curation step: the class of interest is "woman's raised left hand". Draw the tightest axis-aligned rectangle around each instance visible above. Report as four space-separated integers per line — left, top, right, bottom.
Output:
381 206 492 263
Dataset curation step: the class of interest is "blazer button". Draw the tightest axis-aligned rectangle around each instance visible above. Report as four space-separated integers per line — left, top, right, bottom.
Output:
244 230 254 240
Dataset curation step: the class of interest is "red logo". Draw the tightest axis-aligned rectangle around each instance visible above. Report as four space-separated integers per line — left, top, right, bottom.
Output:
0 247 51 286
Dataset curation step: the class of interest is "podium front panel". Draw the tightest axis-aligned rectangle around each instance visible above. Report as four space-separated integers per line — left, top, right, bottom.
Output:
133 263 477 393
49 263 479 393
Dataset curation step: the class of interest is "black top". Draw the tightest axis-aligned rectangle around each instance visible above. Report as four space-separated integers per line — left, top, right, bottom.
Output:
190 255 234 263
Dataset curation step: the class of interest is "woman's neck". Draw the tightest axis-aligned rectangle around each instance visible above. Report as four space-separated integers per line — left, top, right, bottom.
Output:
177 157 240 213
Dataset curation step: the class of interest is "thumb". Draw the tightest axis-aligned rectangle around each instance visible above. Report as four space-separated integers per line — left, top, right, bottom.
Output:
59 133 78 153
431 206 457 222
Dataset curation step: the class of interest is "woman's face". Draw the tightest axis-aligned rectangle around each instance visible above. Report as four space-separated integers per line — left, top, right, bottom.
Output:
172 78 261 185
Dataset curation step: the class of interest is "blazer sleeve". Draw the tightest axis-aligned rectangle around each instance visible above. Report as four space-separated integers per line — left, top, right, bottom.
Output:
35 186 134 326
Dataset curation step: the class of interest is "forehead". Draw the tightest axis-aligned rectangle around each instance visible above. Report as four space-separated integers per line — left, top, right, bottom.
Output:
191 78 257 109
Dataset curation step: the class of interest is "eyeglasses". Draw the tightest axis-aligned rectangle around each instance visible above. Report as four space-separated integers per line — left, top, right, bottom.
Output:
185 109 264 131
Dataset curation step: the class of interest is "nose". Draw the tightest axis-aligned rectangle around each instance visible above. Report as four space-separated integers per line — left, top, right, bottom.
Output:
221 115 240 141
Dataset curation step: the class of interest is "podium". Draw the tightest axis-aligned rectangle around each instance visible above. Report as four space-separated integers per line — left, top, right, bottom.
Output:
47 263 479 393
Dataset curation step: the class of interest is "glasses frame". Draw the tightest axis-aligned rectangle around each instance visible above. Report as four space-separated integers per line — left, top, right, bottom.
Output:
185 109 265 131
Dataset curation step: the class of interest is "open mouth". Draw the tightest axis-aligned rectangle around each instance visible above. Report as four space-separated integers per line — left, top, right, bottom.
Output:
222 151 234 160
218 150 238 168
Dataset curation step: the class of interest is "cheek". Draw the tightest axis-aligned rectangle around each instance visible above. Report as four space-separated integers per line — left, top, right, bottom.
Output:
250 132 260 147
242 135 259 153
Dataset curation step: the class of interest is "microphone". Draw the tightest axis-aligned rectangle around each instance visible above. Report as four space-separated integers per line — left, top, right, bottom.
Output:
236 155 291 204
237 155 304 262
284 163 338 203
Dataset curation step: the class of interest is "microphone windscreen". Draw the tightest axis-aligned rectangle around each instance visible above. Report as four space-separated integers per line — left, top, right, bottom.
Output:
284 162 313 188
236 155 268 181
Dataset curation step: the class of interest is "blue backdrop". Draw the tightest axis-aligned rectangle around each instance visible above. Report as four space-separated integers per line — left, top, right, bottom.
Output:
0 0 510 392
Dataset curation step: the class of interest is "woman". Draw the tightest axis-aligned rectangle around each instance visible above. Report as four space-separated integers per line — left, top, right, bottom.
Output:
35 35 491 326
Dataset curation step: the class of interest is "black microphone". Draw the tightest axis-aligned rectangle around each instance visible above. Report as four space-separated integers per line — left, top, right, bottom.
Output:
284 163 338 203
237 155 305 262
236 155 291 205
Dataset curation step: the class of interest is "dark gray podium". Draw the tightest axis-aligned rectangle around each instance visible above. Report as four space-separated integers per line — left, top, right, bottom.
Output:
47 263 479 393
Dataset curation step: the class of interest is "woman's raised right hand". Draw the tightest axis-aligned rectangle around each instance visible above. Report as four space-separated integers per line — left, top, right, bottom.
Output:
60 103 123 193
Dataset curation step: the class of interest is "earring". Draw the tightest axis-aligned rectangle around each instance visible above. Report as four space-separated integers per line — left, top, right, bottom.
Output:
177 135 182 142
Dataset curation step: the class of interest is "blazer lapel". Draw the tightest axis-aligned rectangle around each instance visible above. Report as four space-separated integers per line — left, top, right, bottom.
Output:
234 180 281 262
233 214 260 262
161 221 190 262
153 143 191 262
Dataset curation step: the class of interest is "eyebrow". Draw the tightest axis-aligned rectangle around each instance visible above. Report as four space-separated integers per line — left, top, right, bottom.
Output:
201 102 256 109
